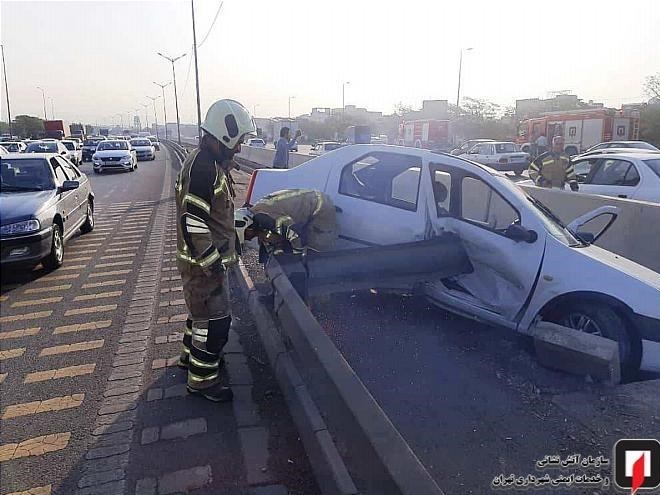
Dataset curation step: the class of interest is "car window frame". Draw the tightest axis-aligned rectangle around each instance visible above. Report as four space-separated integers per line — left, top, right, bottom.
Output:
587 158 639 187
55 156 81 180
50 157 69 185
338 151 423 212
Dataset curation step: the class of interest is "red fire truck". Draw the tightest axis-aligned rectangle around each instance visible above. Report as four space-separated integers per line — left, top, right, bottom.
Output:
398 119 451 150
517 108 640 155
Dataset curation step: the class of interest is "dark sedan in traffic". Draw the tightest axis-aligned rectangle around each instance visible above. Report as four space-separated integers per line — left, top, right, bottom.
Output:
1 153 95 270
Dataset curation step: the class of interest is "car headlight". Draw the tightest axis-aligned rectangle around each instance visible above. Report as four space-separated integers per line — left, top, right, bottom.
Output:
92 154 99 161
121 156 132 162
1 219 41 236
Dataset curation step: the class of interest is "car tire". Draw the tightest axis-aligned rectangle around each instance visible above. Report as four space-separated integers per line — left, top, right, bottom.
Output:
42 224 64 270
94 169 100 174
547 300 641 376
81 202 94 234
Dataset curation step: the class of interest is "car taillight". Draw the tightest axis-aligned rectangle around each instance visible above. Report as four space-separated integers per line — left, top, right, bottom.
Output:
499 157 508 164
244 170 258 206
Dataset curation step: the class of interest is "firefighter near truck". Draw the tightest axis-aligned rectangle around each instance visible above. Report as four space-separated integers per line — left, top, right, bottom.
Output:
517 108 640 156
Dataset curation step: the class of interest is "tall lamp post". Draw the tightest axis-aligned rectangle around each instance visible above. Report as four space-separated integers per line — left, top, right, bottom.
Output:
147 96 161 140
49 98 54 119
342 81 350 112
455 47 473 112
142 103 149 131
153 81 170 140
1 45 12 137
157 51 186 145
190 0 202 142
288 96 295 119
37 86 47 119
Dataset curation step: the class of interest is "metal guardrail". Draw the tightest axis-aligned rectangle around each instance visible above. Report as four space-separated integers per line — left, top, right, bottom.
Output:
162 140 188 169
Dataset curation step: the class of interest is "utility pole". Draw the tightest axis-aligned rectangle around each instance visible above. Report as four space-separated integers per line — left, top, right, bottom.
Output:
191 0 202 142
342 81 350 113
50 98 54 119
456 47 473 112
147 96 160 140
154 81 170 140
157 52 186 145
1 45 13 137
142 103 149 130
37 86 46 120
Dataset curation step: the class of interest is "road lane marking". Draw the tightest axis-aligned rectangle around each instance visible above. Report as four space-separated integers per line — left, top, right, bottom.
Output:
112 235 143 240
105 247 138 253
4 484 52 495
94 261 133 268
0 432 71 462
39 339 104 356
24 363 96 383
0 295 8 302
108 240 141 246
24 284 72 294
53 320 112 334
99 253 134 260
37 273 78 281
82 279 126 289
66 256 92 262
0 348 25 360
69 243 102 248
2 394 84 419
0 373 6 384
0 327 40 340
64 305 116 316
73 291 122 301
58 264 87 271
11 297 63 308
89 269 132 277
0 310 52 324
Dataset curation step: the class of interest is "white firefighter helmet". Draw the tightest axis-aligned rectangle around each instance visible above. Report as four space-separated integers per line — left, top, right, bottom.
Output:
201 99 256 149
234 207 254 245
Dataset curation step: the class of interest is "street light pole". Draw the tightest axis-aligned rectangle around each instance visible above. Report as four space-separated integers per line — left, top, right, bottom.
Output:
37 86 46 120
147 96 160 140
342 81 350 112
191 0 202 143
288 96 295 119
456 47 473 112
50 98 54 119
142 104 149 130
154 81 170 140
1 45 13 137
253 104 259 117
157 52 186 145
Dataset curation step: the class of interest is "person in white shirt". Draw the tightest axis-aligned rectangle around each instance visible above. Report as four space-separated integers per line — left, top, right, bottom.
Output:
535 134 548 155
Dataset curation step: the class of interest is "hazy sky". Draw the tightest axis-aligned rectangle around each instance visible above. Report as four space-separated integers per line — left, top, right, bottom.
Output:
1 0 659 126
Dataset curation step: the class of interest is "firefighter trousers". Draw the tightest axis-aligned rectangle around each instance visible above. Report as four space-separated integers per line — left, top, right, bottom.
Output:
177 261 231 390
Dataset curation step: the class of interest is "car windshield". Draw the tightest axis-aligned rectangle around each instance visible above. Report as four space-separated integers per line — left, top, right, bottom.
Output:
62 142 75 151
1 158 54 191
325 143 342 151
98 141 129 151
84 139 102 146
148 137 157 142
632 142 659 151
26 142 58 153
0 143 20 152
131 140 151 146
644 159 660 179
494 143 517 153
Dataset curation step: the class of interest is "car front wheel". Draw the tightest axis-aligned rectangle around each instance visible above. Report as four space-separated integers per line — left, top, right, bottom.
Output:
42 224 64 270
549 300 641 375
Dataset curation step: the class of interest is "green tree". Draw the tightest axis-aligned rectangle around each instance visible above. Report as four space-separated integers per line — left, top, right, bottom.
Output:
640 105 660 147
644 73 660 100
13 115 44 138
0 121 9 134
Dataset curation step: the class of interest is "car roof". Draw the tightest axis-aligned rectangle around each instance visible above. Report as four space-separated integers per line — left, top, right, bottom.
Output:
574 152 660 160
3 152 56 159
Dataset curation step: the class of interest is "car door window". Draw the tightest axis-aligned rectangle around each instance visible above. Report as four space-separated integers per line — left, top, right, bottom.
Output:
572 159 598 182
339 152 422 211
589 159 639 186
430 169 452 216
57 157 81 179
50 158 68 185
460 176 519 233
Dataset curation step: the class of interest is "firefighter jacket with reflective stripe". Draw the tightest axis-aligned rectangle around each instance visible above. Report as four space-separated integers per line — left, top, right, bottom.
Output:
250 189 337 251
175 148 238 272
528 151 577 188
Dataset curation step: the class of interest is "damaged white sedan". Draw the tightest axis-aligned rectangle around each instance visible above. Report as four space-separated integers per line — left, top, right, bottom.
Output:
244 144 660 373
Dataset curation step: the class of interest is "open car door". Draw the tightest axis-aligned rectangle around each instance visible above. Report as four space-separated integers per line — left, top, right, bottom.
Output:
423 162 549 328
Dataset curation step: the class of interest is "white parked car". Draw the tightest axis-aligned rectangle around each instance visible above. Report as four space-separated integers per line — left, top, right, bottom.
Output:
92 140 137 173
450 138 495 156
0 145 7 155
585 140 659 153
245 144 660 373
0 141 27 153
574 147 660 159
459 141 530 175
147 136 161 151
246 138 266 148
568 153 660 203
129 138 156 161
310 142 346 156
61 140 82 165
26 140 72 162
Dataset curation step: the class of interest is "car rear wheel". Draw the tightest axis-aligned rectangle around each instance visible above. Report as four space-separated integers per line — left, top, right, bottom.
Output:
42 224 64 270
81 202 94 234
548 300 641 375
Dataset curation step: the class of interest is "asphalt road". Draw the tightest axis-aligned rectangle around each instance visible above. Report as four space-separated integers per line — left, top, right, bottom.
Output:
0 149 317 495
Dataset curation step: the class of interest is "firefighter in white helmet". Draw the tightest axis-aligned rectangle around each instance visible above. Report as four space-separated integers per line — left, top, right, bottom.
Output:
175 99 256 402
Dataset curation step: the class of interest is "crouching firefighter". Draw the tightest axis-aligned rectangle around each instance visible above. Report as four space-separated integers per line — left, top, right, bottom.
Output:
175 99 256 402
234 189 339 261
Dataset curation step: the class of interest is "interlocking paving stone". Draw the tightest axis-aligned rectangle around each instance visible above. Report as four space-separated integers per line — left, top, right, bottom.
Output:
160 418 207 441
157 465 212 495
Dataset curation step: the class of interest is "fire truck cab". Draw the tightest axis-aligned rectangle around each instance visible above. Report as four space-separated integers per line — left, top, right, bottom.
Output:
517 108 640 156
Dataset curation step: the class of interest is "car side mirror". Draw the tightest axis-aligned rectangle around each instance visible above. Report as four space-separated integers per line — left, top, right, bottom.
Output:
504 224 538 243
59 180 79 193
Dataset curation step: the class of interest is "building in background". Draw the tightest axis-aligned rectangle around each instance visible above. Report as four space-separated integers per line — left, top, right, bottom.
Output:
515 93 604 119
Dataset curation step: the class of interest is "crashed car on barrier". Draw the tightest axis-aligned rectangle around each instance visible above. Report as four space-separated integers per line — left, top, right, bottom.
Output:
242 144 660 373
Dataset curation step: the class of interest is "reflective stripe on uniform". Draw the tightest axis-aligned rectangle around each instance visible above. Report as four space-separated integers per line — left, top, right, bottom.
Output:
213 174 228 196
275 215 294 232
260 190 303 205
189 354 219 370
221 252 239 266
183 193 211 214
312 191 324 217
188 370 219 384
176 249 221 268
529 162 540 171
